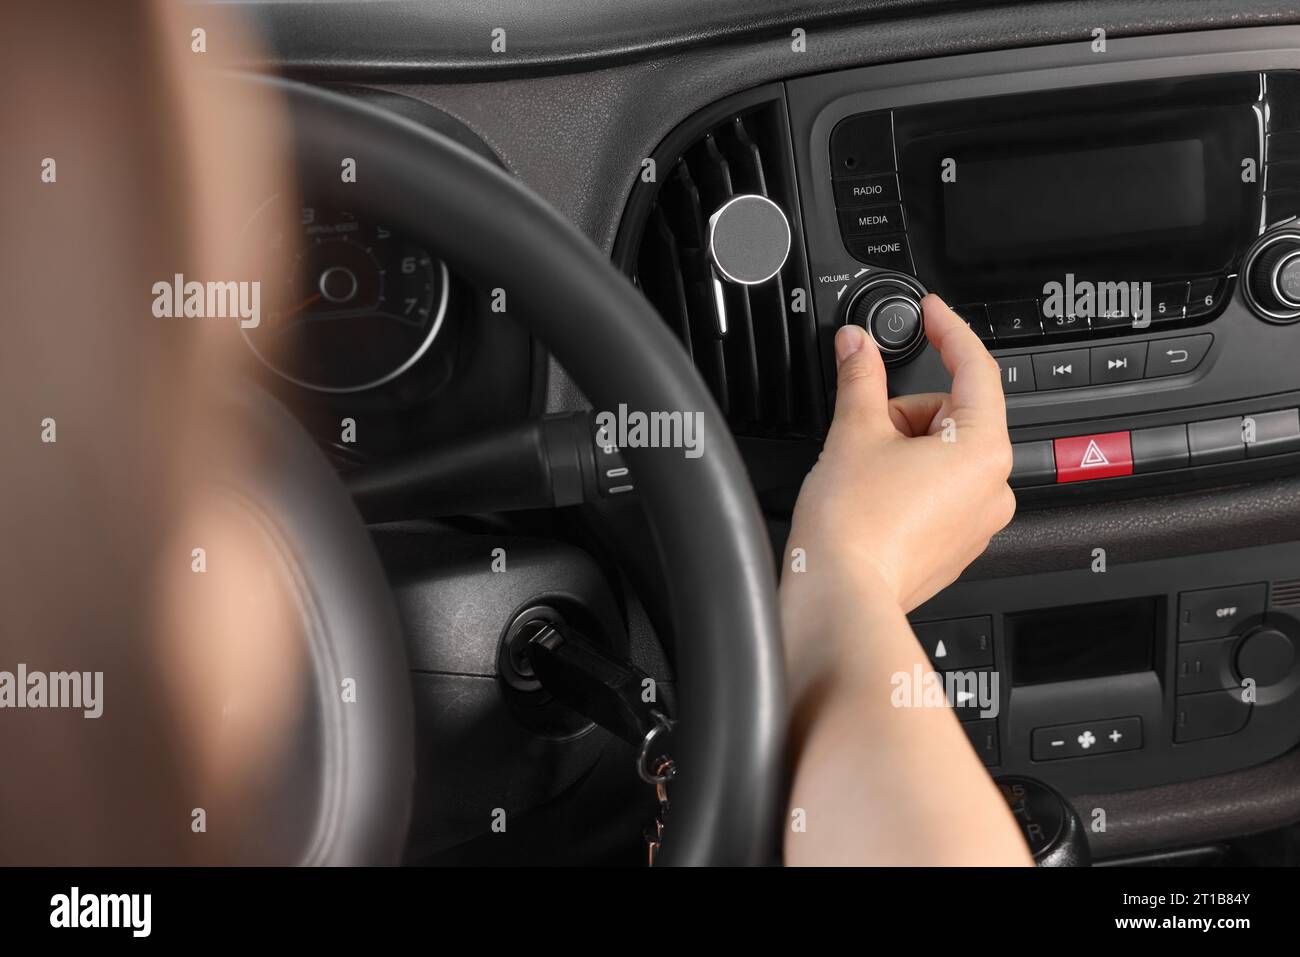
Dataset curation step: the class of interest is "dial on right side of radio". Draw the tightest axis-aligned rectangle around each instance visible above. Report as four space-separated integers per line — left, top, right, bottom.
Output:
1244 228 1300 323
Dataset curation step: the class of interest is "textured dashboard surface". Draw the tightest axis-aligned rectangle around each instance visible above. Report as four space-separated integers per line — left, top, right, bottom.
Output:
971 477 1300 579
233 0 1300 76
1075 745 1300 857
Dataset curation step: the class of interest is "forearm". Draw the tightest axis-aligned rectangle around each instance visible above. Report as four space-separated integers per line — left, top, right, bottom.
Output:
781 566 1032 866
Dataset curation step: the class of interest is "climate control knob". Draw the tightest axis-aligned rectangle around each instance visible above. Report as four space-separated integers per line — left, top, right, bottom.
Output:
842 272 927 363
1244 230 1300 323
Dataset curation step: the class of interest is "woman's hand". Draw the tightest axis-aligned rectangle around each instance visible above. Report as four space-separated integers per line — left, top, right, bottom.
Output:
779 295 1032 866
784 294 1016 614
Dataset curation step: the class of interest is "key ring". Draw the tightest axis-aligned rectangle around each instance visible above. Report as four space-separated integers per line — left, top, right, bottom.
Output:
637 709 677 785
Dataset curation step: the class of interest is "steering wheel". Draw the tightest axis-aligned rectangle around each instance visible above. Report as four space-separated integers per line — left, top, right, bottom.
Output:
232 77 787 865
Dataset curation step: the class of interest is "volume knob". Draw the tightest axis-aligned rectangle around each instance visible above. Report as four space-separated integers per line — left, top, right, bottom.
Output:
842 272 927 363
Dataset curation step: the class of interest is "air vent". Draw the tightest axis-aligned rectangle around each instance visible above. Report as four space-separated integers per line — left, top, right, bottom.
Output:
619 94 825 438
1271 578 1300 607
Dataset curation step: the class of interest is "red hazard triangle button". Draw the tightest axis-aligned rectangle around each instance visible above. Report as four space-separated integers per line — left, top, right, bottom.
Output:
1054 431 1133 482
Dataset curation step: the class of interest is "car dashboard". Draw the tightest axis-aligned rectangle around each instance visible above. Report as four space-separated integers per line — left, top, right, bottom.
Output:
233 2 1300 865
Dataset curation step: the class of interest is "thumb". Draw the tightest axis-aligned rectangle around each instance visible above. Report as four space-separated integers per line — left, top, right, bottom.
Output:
832 324 891 428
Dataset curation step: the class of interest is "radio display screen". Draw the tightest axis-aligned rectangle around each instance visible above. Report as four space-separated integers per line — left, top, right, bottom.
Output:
893 74 1262 302
944 140 1208 263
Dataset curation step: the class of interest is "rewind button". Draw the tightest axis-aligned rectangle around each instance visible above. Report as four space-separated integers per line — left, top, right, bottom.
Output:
1090 342 1146 384
1031 348 1089 391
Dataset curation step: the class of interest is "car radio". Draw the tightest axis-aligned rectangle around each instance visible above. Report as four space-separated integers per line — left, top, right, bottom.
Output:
789 44 1300 500
831 73 1264 344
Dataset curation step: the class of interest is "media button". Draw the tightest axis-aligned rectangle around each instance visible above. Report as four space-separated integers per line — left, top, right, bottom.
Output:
987 300 1042 340
995 355 1034 394
846 233 913 272
1144 334 1212 377
838 203 905 237
1090 342 1146 383
833 173 900 207
1031 349 1089 390
1054 431 1133 482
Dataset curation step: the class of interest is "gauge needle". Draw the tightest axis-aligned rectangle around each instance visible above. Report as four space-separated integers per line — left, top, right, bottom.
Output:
280 291 322 320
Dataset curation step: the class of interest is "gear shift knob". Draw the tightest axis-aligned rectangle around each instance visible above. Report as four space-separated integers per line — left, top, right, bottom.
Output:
995 776 1091 867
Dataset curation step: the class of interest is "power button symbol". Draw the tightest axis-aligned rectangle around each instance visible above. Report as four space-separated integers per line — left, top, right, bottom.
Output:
870 297 922 350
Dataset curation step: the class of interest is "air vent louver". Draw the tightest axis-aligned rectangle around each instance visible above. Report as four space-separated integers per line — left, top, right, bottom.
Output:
1271 578 1300 607
623 97 825 438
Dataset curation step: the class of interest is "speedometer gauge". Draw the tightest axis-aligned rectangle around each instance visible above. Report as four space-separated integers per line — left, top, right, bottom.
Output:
243 199 449 393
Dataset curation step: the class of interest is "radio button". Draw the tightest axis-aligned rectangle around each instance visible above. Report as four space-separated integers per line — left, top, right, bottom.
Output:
1031 349 1089 390
1150 281 1189 323
838 204 905 237
845 233 913 272
987 300 1042 340
833 173 900 207
1188 416 1246 465
952 303 994 343
1185 277 1226 318
1090 342 1146 383
1054 431 1133 482
1144 333 1212 377
995 355 1035 394
1131 424 1190 472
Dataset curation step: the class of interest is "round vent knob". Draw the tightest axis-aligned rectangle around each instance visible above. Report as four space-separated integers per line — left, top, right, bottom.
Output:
1243 230 1300 323
707 194 791 285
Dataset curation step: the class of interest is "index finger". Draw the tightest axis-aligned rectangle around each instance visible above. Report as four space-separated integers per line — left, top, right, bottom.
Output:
921 294 1008 429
